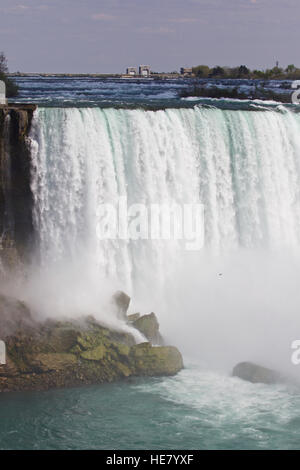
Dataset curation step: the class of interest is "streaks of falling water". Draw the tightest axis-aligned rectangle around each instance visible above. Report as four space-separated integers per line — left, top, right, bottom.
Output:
29 106 300 296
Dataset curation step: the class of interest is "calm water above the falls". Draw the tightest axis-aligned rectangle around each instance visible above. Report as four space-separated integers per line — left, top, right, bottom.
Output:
1 366 300 450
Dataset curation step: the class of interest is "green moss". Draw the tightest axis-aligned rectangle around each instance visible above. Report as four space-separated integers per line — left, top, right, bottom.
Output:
0 295 183 393
80 344 106 361
33 353 77 371
130 344 183 376
114 343 130 357
44 327 79 353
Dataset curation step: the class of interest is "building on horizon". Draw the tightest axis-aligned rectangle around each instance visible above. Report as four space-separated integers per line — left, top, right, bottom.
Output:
126 67 137 76
180 67 193 76
139 65 151 78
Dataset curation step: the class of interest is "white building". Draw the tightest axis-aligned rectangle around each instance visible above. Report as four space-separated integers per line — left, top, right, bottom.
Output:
0 81 7 105
139 65 151 78
126 67 137 76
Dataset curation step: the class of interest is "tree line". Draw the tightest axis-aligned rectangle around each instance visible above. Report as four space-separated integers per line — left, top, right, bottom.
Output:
0 52 18 97
192 64 300 80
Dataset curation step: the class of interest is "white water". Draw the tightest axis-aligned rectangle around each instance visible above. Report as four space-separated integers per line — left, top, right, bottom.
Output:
28 105 300 374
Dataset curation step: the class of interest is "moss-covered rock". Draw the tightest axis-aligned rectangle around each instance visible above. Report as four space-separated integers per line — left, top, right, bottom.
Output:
80 344 106 361
130 343 183 376
31 353 77 372
132 312 163 345
127 313 140 322
112 291 131 320
0 294 183 393
0 293 36 338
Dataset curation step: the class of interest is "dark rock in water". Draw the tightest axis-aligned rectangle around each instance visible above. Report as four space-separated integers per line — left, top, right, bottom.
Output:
112 291 131 320
233 362 283 385
0 294 183 393
132 312 163 345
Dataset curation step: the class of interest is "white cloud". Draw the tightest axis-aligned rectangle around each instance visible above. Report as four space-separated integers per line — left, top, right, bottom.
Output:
168 18 199 23
137 26 175 34
0 4 48 14
91 13 116 21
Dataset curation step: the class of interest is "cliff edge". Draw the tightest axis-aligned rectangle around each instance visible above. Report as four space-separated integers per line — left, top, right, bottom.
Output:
0 104 36 272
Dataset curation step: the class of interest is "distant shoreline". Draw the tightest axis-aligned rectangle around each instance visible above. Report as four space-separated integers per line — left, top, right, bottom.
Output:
8 73 297 81
8 73 183 79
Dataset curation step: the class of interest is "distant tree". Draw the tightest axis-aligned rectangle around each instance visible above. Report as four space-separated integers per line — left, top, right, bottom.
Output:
252 69 266 79
0 51 18 97
269 66 284 78
190 61 300 81
193 65 210 78
0 52 9 74
237 65 250 77
210 66 226 78
286 64 296 74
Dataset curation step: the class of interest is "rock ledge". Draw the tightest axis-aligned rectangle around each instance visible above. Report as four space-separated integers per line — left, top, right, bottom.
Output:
0 294 183 393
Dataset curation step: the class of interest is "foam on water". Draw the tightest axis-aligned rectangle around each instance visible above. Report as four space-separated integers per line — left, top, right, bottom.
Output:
0 365 299 449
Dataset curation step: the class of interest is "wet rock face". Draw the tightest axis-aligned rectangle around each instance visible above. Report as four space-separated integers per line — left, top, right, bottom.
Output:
130 342 183 376
132 313 163 345
232 362 283 385
112 291 131 320
127 313 140 323
0 293 36 338
0 294 183 393
0 105 36 271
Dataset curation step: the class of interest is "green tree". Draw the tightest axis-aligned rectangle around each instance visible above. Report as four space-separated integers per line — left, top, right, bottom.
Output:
0 52 9 74
252 69 267 79
286 64 296 74
210 66 226 78
0 52 18 98
237 65 250 77
192 65 211 78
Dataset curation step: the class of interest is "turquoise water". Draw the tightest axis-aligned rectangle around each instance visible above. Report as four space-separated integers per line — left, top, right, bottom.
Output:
1 365 300 450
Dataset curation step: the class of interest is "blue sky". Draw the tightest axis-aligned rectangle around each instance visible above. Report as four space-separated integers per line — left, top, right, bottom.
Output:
0 0 298 73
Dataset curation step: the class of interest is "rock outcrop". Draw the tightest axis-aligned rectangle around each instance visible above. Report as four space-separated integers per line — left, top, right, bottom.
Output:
0 104 36 273
112 291 131 321
131 312 163 345
0 294 183 393
232 362 283 385
127 313 141 322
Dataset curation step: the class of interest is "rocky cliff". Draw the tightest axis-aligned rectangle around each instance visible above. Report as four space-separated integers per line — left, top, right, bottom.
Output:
0 293 184 393
0 104 36 272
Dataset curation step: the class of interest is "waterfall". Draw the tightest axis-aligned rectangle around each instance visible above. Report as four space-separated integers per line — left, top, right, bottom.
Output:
29 105 300 299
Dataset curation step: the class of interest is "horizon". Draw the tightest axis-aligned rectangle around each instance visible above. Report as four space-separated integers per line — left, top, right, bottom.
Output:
6 63 300 75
